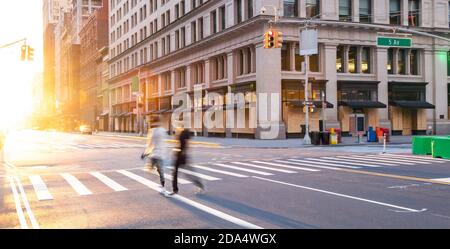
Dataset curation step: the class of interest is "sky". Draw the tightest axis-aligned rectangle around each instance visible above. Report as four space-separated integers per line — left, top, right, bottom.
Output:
0 0 43 129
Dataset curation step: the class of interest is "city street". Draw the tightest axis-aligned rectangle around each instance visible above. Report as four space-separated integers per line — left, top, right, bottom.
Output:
1 130 450 229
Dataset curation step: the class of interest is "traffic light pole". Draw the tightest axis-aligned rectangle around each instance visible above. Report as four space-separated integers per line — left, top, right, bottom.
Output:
303 55 311 145
0 38 26 50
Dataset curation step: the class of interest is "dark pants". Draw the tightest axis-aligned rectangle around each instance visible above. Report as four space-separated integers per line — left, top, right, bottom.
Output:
172 152 203 193
151 158 165 187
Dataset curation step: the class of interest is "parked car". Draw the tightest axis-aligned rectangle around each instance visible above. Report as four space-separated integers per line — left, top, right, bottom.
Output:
80 125 93 135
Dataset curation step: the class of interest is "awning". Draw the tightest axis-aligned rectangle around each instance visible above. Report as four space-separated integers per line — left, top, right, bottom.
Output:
339 101 387 109
287 101 334 109
390 100 435 109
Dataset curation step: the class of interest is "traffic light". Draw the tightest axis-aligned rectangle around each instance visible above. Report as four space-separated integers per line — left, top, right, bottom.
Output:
21 45 27 61
275 31 283 48
27 46 35 61
264 29 276 49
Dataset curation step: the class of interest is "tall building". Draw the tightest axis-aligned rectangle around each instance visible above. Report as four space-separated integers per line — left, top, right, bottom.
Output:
79 0 108 129
107 0 450 138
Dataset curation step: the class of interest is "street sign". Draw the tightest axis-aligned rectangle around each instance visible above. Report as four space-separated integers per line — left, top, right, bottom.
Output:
300 29 318 55
377 36 412 48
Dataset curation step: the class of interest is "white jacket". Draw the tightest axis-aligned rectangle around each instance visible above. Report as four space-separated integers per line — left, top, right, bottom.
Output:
145 127 168 160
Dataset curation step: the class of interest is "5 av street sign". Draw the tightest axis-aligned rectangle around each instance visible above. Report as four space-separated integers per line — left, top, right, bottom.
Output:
377 36 412 48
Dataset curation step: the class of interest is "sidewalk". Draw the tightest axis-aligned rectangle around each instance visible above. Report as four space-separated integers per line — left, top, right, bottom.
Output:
95 131 413 149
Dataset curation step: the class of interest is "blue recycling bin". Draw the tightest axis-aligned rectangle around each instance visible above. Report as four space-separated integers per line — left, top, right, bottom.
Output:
367 127 377 142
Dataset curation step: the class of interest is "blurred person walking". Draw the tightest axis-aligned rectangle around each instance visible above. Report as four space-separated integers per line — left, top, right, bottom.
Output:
169 126 204 195
141 116 169 194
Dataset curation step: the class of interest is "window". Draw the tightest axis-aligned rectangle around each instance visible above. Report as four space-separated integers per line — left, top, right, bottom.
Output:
448 84 450 106
235 0 242 24
339 0 352 21
211 10 217 34
390 0 401 25
284 0 298 17
398 49 406 75
389 84 425 101
306 0 320 18
339 89 378 102
348 46 357 73
198 17 204 39
219 6 226 31
281 46 290 71
309 53 320 72
361 47 371 74
387 48 394 74
359 0 372 23
447 51 450 76
410 49 419 75
191 21 197 43
336 45 344 73
408 0 420 26
247 0 254 18
295 43 305 71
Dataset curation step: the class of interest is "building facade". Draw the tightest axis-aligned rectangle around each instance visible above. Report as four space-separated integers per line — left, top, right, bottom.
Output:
80 0 109 129
107 0 450 139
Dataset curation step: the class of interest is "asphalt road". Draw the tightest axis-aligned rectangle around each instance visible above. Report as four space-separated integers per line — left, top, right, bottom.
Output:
1 130 450 229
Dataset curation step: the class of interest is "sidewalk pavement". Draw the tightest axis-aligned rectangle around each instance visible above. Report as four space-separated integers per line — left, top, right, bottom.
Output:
95 131 413 149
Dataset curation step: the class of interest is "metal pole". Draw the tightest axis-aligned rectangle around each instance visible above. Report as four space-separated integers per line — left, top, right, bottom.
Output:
322 90 326 131
303 55 311 145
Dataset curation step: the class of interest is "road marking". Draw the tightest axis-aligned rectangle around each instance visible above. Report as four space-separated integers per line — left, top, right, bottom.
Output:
90 172 128 192
386 154 448 163
61 173 93 196
29 175 54 201
365 155 430 164
335 156 398 166
305 158 381 168
231 162 297 174
320 157 387 167
253 176 427 213
165 166 221 181
213 163 273 176
431 178 450 183
14 176 39 229
117 170 262 229
141 169 191 184
8 176 28 229
191 165 249 178
346 155 415 165
297 159 361 169
277 160 341 170
251 161 320 172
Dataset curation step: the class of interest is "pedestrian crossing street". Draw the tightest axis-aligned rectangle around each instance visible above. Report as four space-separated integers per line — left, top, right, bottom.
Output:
12 154 450 202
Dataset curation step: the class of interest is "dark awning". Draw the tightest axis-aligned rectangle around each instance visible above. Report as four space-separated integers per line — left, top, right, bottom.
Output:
339 101 387 109
287 100 334 109
390 100 435 109
338 81 381 90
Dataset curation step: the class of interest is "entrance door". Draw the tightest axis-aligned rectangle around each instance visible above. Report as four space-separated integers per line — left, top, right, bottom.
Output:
349 114 366 135
402 109 412 135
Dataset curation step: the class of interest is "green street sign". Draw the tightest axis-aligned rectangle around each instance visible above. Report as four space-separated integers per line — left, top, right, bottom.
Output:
377 37 412 48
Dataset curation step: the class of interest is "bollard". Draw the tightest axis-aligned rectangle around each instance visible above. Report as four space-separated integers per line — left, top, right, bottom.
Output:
381 134 387 154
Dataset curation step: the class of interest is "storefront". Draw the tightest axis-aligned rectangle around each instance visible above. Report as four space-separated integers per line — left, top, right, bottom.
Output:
337 81 387 136
228 82 256 139
388 82 435 135
205 86 228 137
98 112 109 131
282 80 333 138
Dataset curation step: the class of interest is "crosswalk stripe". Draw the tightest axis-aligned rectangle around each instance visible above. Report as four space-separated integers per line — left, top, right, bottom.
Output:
279 160 342 170
299 159 361 169
319 157 385 167
166 166 221 181
29 175 54 201
431 177 450 183
306 158 381 168
352 155 414 165
141 169 191 184
251 161 320 172
213 164 273 176
335 156 398 166
231 162 297 174
384 154 447 163
191 165 249 178
61 173 93 196
89 172 128 192
367 155 430 164
347 155 415 165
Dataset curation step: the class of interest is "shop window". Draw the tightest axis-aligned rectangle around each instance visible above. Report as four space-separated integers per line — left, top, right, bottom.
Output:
348 46 357 73
410 49 419 75
361 47 371 74
389 0 401 25
339 89 378 102
389 85 425 101
339 0 352 21
284 0 298 17
359 0 372 23
387 48 394 74
336 45 345 73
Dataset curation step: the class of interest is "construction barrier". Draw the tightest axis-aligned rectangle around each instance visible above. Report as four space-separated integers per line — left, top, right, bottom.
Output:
412 136 434 155
431 137 450 159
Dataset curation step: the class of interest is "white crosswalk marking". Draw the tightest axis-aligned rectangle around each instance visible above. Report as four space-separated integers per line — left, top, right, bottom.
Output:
380 154 438 163
335 156 398 166
251 161 320 172
166 166 221 181
61 173 93 196
385 154 448 163
366 155 430 164
89 172 128 192
346 155 415 165
280 160 342 170
141 169 191 184
306 157 381 168
191 165 249 178
319 157 385 167
29 175 53 201
432 178 450 183
231 162 297 174
299 159 361 169
213 163 274 176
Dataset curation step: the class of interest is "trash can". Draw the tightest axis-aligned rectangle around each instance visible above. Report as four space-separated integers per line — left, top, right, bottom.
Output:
310 131 321 145
326 128 342 144
330 133 338 145
321 132 330 145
